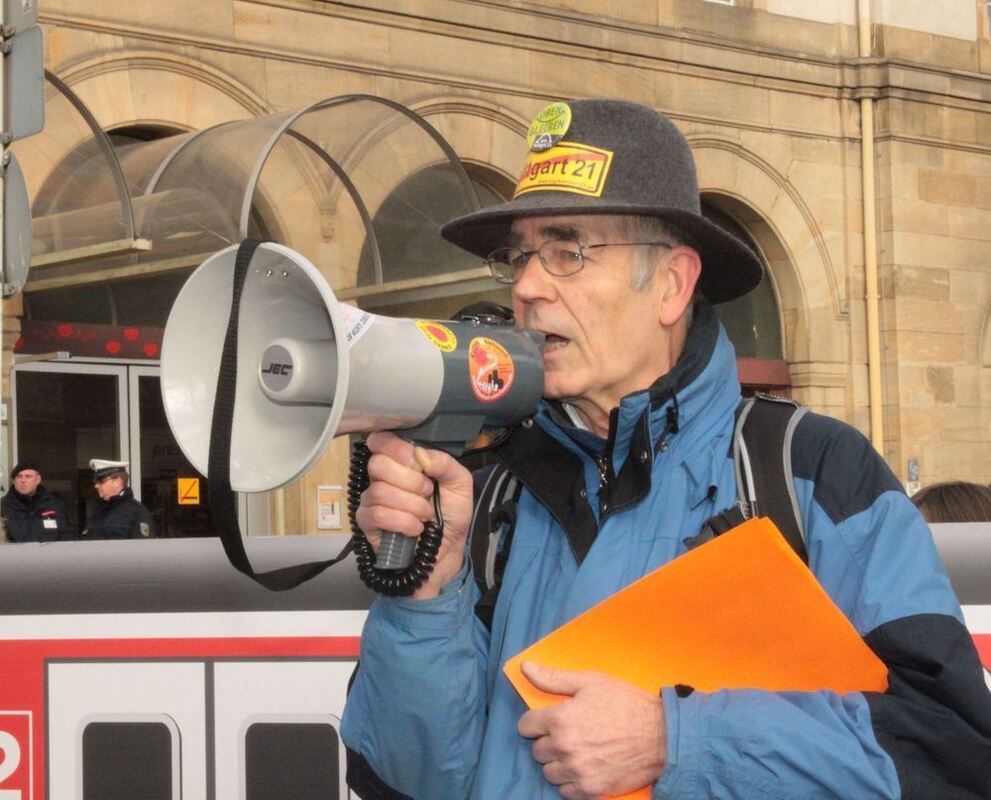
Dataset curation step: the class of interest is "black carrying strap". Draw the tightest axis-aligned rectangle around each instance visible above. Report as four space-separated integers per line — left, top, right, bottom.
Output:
207 239 353 591
470 464 521 591
733 393 809 561
469 462 521 627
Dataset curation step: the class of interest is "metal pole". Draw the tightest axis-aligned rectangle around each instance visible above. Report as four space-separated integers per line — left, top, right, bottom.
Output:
0 0 8 490
858 0 884 454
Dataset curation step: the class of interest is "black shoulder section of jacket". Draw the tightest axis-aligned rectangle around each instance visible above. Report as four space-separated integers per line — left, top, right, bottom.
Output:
83 488 154 539
864 613 991 800
345 748 415 800
789 411 903 524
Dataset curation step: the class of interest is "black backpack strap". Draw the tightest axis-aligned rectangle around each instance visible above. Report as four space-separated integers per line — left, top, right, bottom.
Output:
734 392 810 562
690 393 809 562
469 462 522 629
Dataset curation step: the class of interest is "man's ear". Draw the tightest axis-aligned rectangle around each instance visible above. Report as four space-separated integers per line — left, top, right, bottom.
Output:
658 246 702 326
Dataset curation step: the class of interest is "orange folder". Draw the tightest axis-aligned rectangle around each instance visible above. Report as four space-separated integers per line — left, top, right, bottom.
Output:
503 517 888 800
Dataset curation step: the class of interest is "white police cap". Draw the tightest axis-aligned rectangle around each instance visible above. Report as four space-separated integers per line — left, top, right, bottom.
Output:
90 459 129 480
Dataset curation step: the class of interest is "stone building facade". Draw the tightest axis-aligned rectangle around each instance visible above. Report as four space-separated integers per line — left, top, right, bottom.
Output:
5 0 991 535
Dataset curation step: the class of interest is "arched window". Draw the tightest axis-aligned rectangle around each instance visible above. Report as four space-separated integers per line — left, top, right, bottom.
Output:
702 199 790 393
355 163 514 320
356 163 512 287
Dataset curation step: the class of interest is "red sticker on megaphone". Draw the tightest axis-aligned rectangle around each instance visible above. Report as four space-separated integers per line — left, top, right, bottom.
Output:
416 320 457 352
469 336 515 402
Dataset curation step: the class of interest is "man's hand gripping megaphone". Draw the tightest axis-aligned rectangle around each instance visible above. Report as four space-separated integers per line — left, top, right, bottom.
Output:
354 432 475 599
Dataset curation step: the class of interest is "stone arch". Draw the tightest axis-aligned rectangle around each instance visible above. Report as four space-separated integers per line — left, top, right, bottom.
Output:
408 98 528 189
689 135 846 373
40 53 288 252
53 50 270 131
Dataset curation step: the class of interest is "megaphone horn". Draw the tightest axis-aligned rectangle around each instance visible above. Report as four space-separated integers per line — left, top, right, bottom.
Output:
161 240 544 494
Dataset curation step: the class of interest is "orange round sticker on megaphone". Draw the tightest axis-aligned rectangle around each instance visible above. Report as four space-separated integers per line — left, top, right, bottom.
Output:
469 336 515 402
416 320 457 352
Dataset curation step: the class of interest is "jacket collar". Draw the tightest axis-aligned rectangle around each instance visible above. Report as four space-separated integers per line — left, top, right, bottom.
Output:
540 301 737 460
8 485 48 505
100 486 135 505
496 303 741 564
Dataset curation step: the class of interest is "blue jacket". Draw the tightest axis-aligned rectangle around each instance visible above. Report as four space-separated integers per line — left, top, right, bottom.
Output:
343 305 991 799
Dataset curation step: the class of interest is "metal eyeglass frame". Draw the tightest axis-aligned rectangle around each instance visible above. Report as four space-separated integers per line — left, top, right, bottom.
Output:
485 238 676 284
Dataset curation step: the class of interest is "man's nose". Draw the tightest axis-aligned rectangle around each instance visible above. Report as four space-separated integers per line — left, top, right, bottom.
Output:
513 250 554 299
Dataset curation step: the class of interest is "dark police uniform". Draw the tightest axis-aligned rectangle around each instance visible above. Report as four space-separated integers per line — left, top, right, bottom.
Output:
82 460 155 540
82 486 154 540
1 486 75 542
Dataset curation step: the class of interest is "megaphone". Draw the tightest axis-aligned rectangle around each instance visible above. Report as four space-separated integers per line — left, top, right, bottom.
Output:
161 242 544 580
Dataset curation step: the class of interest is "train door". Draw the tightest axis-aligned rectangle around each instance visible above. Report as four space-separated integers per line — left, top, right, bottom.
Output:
11 361 229 537
11 361 130 533
213 660 353 798
46 657 354 799
47 661 206 799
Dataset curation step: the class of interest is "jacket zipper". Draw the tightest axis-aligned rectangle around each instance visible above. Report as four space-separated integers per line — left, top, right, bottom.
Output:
597 454 611 517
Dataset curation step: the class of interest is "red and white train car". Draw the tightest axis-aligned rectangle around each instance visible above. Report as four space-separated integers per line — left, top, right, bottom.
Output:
0 524 988 799
0 536 371 800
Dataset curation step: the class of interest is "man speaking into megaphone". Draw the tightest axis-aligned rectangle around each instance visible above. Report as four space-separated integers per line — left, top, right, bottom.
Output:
341 100 991 799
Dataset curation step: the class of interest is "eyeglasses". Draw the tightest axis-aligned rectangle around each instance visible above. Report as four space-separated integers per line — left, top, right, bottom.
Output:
485 238 675 285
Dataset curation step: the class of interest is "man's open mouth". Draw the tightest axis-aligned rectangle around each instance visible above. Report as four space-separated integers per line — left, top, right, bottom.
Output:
543 334 569 353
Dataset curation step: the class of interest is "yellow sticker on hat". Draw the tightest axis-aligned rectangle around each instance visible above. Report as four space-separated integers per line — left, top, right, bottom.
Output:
527 102 572 152
514 142 613 198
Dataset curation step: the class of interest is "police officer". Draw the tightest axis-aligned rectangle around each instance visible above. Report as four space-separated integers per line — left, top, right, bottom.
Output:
0 459 76 542
82 459 155 539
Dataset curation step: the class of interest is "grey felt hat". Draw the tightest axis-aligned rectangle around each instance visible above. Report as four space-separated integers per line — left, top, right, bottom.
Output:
441 99 763 304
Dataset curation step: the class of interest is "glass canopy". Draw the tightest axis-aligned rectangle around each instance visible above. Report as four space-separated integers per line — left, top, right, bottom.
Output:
13 79 484 299
12 75 783 384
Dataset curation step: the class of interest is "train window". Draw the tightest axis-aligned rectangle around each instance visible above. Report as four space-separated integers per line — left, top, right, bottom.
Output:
243 721 340 800
81 717 179 800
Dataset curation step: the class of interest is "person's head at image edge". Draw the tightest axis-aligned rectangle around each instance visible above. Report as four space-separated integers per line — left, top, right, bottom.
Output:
441 99 763 432
912 480 991 524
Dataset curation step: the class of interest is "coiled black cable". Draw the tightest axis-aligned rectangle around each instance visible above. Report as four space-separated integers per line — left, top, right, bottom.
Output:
347 440 443 597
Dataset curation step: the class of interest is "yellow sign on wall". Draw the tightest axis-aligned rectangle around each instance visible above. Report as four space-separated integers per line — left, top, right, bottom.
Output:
178 477 200 505
317 485 343 530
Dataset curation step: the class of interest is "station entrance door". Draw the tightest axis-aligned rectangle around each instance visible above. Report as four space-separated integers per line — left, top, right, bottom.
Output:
12 362 215 537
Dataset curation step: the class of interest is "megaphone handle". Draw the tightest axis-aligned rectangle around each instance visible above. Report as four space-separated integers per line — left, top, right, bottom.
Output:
375 441 439 568
375 531 417 569
348 441 444 596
